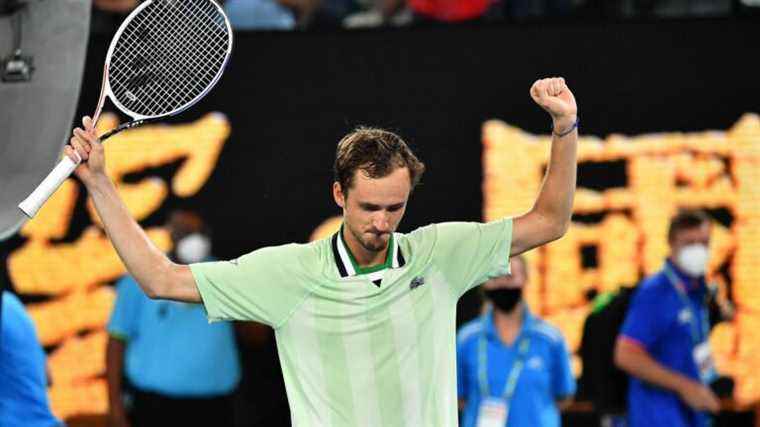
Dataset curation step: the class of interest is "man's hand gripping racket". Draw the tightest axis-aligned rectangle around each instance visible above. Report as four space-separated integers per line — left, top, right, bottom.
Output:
18 0 233 217
65 117 104 188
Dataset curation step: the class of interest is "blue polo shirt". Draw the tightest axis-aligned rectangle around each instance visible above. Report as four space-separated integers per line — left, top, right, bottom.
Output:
0 291 62 427
456 306 576 427
108 275 241 397
619 260 710 427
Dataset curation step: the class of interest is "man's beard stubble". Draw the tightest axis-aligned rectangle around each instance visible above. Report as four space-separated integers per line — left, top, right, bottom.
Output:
349 224 388 252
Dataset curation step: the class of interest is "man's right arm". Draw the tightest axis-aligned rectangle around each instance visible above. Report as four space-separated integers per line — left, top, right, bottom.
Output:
614 337 719 413
87 175 199 302
66 116 198 303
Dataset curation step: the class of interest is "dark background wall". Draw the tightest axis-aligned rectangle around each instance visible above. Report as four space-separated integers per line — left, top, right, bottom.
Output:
70 19 760 261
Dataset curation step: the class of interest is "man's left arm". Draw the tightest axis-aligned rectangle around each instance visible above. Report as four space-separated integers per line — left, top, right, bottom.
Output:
511 77 578 257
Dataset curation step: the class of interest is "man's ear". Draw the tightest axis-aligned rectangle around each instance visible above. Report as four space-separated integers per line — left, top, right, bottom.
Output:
333 182 345 208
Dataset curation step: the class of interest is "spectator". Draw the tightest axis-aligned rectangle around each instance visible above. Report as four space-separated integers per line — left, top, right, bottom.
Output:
578 286 636 427
106 211 241 427
614 210 720 427
456 255 576 427
0 290 63 427
224 0 297 30
342 0 411 29
91 0 139 35
408 0 492 24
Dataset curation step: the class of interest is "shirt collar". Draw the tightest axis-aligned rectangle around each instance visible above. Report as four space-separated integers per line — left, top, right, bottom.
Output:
484 303 534 341
664 258 706 293
331 226 406 278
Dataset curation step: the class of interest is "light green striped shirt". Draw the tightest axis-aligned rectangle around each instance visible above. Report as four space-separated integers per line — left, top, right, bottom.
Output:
191 218 513 426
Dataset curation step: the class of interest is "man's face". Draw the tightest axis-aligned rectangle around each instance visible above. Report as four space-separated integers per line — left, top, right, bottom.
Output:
333 167 411 253
167 215 193 246
482 257 528 290
669 222 711 258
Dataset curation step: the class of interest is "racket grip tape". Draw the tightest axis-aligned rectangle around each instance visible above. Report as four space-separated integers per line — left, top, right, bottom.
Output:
18 155 80 218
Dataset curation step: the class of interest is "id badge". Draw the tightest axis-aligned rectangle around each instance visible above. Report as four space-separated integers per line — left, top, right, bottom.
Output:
476 397 508 427
693 341 717 384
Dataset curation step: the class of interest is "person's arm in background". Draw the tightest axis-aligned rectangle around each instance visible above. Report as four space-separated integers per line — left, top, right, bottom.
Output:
556 398 573 411
614 338 719 413
66 117 198 302
510 77 578 257
613 280 719 414
106 336 130 427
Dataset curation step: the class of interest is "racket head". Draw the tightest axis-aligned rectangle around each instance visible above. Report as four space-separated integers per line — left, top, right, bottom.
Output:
102 0 233 121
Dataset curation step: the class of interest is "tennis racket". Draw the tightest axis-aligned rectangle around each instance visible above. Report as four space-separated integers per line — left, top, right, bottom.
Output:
18 0 233 218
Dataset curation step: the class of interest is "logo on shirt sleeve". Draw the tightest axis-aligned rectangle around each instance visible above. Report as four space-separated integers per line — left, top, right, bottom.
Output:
678 308 692 324
527 356 544 370
410 276 425 290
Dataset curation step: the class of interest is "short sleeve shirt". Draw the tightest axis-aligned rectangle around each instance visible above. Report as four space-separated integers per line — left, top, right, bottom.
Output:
190 218 513 427
107 276 241 396
0 291 62 427
456 309 576 427
619 261 709 427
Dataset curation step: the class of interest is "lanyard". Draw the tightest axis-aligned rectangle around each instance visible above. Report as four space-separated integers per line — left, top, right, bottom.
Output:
663 264 709 345
477 312 531 402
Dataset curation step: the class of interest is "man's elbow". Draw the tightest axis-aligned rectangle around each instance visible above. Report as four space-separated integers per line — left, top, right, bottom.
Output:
544 217 570 243
141 281 163 299
140 264 176 300
613 339 635 373
552 218 571 240
613 346 626 371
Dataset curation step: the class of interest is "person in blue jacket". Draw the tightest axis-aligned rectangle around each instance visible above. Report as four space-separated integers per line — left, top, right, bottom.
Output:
105 211 241 427
615 210 720 427
0 289 63 427
457 255 576 427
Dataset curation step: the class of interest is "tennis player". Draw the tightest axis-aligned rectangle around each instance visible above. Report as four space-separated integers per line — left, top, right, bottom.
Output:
65 77 578 426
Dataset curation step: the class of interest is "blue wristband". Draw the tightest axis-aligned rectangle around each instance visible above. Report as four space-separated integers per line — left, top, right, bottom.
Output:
552 116 579 137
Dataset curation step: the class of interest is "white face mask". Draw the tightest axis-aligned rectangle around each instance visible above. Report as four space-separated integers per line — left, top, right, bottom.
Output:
676 243 709 278
175 233 211 264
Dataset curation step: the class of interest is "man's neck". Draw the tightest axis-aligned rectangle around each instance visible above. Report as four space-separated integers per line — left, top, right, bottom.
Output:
492 303 524 346
666 257 702 290
342 227 388 268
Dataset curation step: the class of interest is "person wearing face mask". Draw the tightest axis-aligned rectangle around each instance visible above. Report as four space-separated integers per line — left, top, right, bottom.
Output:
105 211 240 427
614 210 720 427
456 255 576 427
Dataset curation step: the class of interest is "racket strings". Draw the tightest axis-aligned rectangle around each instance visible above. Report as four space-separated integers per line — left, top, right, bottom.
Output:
109 0 230 117
118 1 227 95
115 1 226 110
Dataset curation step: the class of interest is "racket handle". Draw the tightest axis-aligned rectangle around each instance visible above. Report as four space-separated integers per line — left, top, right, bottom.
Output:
18 156 80 218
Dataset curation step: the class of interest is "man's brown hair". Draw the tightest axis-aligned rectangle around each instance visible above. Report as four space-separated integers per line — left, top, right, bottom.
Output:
167 210 206 242
667 209 710 242
333 127 425 194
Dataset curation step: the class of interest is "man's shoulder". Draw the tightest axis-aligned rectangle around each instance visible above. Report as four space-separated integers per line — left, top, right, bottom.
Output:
1 290 24 313
635 270 674 298
400 223 438 242
456 317 484 346
526 318 566 347
400 219 511 246
236 239 328 267
397 224 438 266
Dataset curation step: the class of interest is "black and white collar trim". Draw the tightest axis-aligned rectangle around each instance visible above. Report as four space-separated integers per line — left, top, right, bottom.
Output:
331 231 406 278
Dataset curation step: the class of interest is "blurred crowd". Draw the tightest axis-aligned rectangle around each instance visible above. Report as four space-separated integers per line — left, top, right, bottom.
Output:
91 0 759 33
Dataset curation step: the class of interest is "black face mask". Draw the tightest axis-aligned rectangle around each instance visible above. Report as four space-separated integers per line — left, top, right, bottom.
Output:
484 288 523 313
